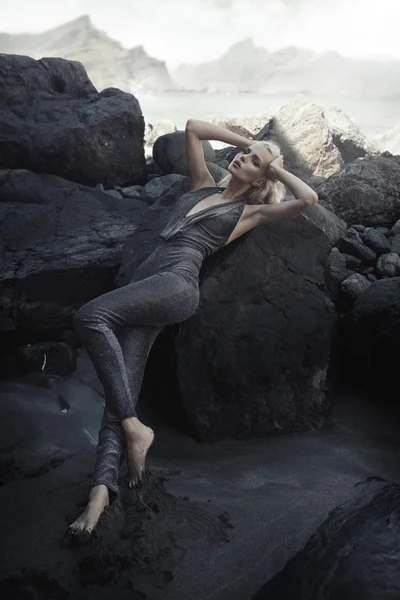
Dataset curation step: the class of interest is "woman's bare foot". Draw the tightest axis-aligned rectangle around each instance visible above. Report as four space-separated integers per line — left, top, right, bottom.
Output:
122 417 155 488
69 484 109 536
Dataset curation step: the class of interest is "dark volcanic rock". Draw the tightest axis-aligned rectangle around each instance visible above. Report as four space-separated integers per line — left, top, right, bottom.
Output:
376 252 400 277
342 277 400 397
343 253 361 269
337 229 376 263
0 54 146 187
302 203 347 246
176 220 337 441
361 227 391 254
325 247 348 299
316 155 400 226
340 273 371 307
390 233 400 254
253 479 400 599
153 130 215 175
118 183 337 441
0 169 147 344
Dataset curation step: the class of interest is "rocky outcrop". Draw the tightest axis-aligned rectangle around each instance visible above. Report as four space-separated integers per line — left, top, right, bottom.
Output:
152 130 217 177
0 53 146 187
316 155 400 226
0 15 176 92
0 169 147 341
256 103 378 178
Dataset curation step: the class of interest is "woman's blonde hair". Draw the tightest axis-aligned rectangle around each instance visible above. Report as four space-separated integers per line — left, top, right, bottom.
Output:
217 140 285 205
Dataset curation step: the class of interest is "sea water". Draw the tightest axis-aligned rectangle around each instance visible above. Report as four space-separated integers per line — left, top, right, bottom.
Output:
136 90 400 141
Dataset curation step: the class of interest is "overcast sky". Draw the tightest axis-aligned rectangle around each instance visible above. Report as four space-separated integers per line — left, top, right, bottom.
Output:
0 0 399 68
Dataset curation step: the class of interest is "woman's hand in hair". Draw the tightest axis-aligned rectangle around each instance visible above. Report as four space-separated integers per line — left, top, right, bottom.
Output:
266 155 284 180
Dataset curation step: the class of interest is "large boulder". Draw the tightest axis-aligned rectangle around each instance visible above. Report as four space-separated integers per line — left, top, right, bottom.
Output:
316 155 400 227
0 169 147 345
253 480 400 599
342 277 400 398
0 54 146 187
153 130 215 175
256 103 378 178
208 115 269 138
118 180 338 441
302 203 347 246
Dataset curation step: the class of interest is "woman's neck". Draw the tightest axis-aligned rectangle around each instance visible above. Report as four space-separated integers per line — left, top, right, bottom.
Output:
219 176 252 201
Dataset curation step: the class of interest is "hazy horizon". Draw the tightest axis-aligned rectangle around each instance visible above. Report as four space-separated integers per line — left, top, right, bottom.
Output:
1 0 399 69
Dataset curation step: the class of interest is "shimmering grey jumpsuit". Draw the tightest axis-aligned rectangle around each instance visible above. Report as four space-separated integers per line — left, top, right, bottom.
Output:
73 186 246 494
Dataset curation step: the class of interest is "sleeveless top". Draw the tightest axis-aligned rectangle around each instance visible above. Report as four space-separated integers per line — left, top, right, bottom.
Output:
129 186 246 286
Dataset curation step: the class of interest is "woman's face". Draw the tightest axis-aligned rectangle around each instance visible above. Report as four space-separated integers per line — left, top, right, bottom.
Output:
229 142 273 186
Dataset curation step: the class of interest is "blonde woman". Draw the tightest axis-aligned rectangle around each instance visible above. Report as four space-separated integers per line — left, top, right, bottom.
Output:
68 119 318 538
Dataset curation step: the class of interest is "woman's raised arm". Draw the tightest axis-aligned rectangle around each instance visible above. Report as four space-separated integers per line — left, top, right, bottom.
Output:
185 119 253 191
186 119 253 147
257 160 318 225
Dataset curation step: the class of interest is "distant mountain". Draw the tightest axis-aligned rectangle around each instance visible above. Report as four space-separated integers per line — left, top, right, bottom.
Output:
0 15 176 92
172 38 400 98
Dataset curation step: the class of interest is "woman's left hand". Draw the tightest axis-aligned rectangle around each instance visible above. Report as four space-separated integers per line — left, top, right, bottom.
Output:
267 155 284 179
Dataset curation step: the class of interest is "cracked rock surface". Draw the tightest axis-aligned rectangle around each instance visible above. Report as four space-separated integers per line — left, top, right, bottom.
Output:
0 169 147 339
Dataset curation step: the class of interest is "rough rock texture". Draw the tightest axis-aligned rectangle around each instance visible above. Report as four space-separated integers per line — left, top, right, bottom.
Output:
0 53 146 187
315 155 400 226
208 115 269 138
153 130 215 176
256 103 377 178
337 229 376 263
325 248 348 299
303 204 347 246
344 253 361 269
253 480 400 599
118 178 338 441
0 169 147 343
390 233 400 254
175 221 337 441
376 253 400 277
342 278 400 396
340 273 371 304
360 227 391 254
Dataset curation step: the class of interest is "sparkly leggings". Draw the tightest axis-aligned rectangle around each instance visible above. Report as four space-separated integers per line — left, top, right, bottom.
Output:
73 270 199 494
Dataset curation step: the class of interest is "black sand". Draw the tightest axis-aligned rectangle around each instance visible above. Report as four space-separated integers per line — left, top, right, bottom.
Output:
1 350 400 599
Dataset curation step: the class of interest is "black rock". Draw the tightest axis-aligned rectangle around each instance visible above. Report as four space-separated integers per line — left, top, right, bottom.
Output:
315 155 400 226
153 130 215 175
0 169 146 344
343 253 362 269
337 230 376 264
376 253 400 277
361 227 391 255
253 480 400 600
0 54 146 187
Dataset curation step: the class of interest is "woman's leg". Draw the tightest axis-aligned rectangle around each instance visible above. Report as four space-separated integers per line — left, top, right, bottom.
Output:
68 408 125 536
69 272 199 535
72 272 198 421
89 325 162 493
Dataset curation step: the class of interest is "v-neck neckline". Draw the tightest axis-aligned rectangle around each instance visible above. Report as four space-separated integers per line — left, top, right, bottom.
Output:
183 187 243 220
